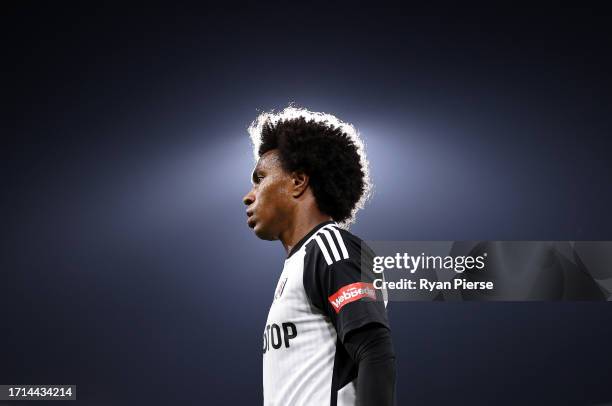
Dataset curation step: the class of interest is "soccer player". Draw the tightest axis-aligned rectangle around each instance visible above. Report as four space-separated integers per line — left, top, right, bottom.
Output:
243 106 396 406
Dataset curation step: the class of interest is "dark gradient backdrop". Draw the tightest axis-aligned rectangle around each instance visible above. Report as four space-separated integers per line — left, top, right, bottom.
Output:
3 6 612 406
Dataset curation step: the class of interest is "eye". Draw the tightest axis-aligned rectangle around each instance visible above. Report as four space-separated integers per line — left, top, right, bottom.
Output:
253 173 264 184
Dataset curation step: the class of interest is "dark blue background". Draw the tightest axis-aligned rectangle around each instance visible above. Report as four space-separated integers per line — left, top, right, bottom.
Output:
3 6 612 405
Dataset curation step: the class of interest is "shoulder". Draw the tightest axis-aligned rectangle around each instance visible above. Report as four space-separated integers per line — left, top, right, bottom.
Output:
304 224 374 267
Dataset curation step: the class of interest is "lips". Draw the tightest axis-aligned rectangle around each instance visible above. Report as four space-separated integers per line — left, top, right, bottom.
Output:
246 210 256 228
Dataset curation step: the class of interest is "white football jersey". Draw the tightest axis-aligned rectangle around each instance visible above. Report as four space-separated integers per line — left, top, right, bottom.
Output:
263 221 389 406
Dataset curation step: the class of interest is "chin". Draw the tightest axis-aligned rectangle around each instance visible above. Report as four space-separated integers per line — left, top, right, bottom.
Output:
253 224 278 241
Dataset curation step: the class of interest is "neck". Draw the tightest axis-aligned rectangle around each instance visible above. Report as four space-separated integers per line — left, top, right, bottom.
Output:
280 211 333 255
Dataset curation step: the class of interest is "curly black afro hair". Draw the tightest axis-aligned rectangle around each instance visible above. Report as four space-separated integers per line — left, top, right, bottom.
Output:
248 106 371 227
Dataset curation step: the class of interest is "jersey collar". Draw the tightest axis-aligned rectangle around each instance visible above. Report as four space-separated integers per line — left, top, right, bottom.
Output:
286 220 336 259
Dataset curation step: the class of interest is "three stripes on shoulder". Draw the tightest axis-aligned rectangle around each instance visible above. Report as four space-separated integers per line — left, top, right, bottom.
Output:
314 225 350 265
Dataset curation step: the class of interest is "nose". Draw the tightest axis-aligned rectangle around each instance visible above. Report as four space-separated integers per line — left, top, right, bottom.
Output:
243 187 255 206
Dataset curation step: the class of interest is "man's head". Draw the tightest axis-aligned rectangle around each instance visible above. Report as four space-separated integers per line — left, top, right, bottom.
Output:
243 106 371 239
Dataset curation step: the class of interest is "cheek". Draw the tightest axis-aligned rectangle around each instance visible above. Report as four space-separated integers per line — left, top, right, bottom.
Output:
255 184 275 214
258 178 290 213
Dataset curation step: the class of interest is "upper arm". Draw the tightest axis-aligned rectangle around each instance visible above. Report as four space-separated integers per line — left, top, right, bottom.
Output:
303 230 390 342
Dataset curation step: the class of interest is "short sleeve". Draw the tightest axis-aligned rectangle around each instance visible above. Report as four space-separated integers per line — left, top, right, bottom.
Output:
303 232 390 343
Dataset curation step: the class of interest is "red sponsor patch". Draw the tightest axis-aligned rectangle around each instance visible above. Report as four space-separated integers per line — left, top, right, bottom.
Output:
328 282 376 313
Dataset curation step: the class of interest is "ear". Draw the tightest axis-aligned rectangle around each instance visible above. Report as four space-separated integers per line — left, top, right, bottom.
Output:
290 171 309 198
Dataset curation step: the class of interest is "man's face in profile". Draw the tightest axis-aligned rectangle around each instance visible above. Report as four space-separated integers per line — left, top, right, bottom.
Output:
243 150 293 240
